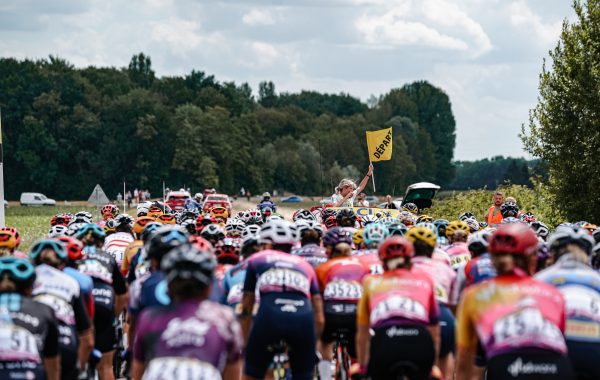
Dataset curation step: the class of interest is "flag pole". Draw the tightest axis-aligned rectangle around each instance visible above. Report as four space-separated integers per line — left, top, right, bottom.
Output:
370 161 376 193
0 108 5 227
123 181 126 212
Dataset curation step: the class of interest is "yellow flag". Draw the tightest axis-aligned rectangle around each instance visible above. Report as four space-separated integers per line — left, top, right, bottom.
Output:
366 127 393 162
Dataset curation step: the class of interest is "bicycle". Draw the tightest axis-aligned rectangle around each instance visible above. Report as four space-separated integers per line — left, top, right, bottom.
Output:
268 340 290 380
332 328 352 380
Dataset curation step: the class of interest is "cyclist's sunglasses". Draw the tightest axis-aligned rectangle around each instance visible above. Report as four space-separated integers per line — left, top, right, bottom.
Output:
29 240 67 260
74 223 106 239
0 257 35 281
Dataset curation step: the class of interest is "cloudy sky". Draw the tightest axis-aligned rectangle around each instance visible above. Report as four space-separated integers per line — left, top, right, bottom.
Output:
0 0 575 160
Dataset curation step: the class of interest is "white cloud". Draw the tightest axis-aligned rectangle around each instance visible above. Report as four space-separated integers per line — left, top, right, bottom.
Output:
151 17 223 56
242 9 275 26
509 0 562 45
251 41 279 65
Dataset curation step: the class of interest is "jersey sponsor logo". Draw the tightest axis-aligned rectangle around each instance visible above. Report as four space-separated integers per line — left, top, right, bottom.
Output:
226 283 244 306
507 357 557 377
256 268 310 295
370 295 427 325
79 259 112 284
162 318 211 348
323 280 362 301
33 294 75 325
144 357 221 380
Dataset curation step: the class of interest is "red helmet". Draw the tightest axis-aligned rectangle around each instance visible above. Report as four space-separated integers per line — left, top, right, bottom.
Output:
0 227 21 248
189 235 214 252
195 214 217 234
378 236 414 262
101 204 120 219
489 224 538 256
57 236 84 261
324 215 337 229
215 238 240 264
50 213 71 227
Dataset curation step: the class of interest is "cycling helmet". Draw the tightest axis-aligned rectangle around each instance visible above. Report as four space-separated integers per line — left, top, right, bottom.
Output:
416 222 438 235
548 226 595 256
258 220 298 246
133 216 156 235
378 236 414 261
74 223 106 240
156 213 177 225
293 209 316 222
416 215 433 224
137 201 153 217
244 209 262 223
353 229 364 246
241 234 260 258
458 212 475 222
200 224 226 244
161 244 216 287
75 211 93 224
324 215 337 229
465 218 480 232
225 218 246 238
397 211 416 227
101 204 120 219
195 214 217 234
56 236 84 261
242 225 261 239
581 222 598 235
109 214 134 229
336 208 357 227
66 222 88 237
323 227 353 248
363 223 389 248
479 221 489 229
467 230 492 255
321 208 337 222
375 210 392 219
593 228 600 244
295 220 324 239
188 235 214 252
179 209 199 222
401 203 418 214
488 224 538 256
379 216 396 225
529 221 549 239
501 217 521 224
387 222 408 236
360 214 378 227
266 215 283 222
50 213 71 227
0 256 36 290
194 193 204 203
0 227 19 248
48 225 69 238
520 212 537 223
29 239 68 261
246 214 263 226
215 238 240 264
405 226 437 249
145 226 189 261
445 220 470 238
433 219 449 237
147 206 164 219
180 219 198 235
210 206 229 222
500 202 519 218
0 230 16 250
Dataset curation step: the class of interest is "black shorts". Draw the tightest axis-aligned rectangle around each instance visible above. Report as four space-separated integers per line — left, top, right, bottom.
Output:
566 339 600 379
439 304 455 357
92 281 117 353
369 324 435 380
244 293 316 380
486 352 574 380
57 324 79 380
321 302 357 357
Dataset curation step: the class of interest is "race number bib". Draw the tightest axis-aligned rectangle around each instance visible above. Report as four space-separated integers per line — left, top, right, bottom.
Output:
143 357 221 380
324 280 362 301
434 285 449 304
370 295 427 325
34 294 75 325
493 308 563 345
450 254 470 270
226 284 244 306
108 251 125 266
0 322 41 363
256 268 310 295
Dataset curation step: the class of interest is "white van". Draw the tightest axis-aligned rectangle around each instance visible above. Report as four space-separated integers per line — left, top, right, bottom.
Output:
20 192 56 206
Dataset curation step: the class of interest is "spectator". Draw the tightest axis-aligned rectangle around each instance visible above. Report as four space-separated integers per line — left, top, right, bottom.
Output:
331 164 373 207
484 191 504 226
117 192 123 203
126 191 132 209
356 193 370 207
384 194 398 209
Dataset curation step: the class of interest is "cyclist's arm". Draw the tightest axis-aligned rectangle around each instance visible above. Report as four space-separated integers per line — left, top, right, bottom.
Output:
72 294 94 370
311 294 325 339
113 261 129 315
43 356 60 380
455 291 477 379
240 292 255 344
455 346 476 379
222 359 242 380
355 164 374 195
356 324 370 369
132 360 145 380
43 315 60 380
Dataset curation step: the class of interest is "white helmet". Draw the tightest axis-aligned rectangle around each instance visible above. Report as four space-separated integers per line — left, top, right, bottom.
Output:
258 220 298 245
137 201 153 216
48 225 69 238
225 218 246 237
242 224 261 239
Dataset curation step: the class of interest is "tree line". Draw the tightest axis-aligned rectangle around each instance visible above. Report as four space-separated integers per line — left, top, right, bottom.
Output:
0 53 459 200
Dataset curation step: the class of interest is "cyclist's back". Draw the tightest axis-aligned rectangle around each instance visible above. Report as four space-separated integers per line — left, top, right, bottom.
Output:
292 243 327 269
103 231 134 266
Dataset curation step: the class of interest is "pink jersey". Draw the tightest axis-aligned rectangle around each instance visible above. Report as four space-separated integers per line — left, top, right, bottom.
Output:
353 250 383 275
412 256 457 305
457 275 567 358
445 242 471 270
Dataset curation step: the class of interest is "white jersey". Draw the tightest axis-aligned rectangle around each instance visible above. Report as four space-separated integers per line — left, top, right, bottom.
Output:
103 232 134 265
32 264 80 326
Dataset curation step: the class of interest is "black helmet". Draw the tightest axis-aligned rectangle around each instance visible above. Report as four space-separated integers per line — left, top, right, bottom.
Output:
500 202 519 218
336 208 357 227
161 244 216 287
145 226 188 261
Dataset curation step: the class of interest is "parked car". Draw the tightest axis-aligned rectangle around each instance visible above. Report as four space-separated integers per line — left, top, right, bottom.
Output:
3 200 7 208
281 195 303 203
319 197 333 206
20 192 56 206
365 195 379 204
401 182 440 212
165 190 191 212
203 194 232 215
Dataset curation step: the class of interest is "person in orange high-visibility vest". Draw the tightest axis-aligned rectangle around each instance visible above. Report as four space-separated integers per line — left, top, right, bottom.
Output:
484 191 504 226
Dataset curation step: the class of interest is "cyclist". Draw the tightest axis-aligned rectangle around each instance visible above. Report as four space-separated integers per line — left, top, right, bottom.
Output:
356 223 387 275
0 229 17 257
406 226 457 378
75 224 128 380
257 192 277 212
101 204 120 221
455 224 573 379
355 236 440 380
121 216 154 277
336 208 357 228
214 238 240 284
291 220 327 269
222 233 261 316
30 239 94 380
240 219 325 380
444 220 471 270
315 227 370 380
103 214 135 266
60 235 95 323
0 256 60 380
132 244 243 380
536 227 600 379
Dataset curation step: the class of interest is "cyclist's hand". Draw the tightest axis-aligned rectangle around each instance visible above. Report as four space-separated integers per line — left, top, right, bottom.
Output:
350 363 368 380
430 365 443 380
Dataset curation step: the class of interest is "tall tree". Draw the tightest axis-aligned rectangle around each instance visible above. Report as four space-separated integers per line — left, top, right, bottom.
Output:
127 53 155 88
522 0 600 221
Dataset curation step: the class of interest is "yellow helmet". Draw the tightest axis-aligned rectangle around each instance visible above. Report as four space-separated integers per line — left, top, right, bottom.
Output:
0 230 16 250
353 229 364 246
445 220 471 238
210 206 229 222
405 226 437 249
147 206 164 220
156 214 177 225
416 215 433 224
103 223 115 235
133 216 156 235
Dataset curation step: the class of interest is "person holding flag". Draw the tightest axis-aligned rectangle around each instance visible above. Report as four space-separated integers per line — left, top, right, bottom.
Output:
331 164 374 207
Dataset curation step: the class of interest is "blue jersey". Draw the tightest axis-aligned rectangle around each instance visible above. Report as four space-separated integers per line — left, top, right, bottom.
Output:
221 262 248 311
64 267 93 297
138 271 170 315
536 254 600 343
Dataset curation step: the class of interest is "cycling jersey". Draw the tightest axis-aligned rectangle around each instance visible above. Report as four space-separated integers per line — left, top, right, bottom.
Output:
357 269 439 329
134 299 243 380
131 271 170 318
221 261 253 315
103 232 134 266
450 252 497 305
0 293 59 379
291 244 327 269
316 256 369 304
257 200 277 212
411 256 456 305
121 239 143 276
64 266 95 319
445 242 471 270
353 250 383 275
456 275 567 359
